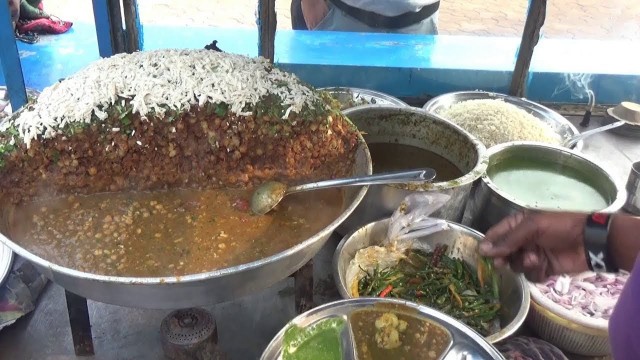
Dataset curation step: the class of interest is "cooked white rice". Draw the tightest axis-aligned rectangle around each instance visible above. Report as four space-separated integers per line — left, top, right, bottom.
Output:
437 99 561 148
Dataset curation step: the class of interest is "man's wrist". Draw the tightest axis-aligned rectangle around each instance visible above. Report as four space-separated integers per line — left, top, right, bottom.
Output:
583 213 619 273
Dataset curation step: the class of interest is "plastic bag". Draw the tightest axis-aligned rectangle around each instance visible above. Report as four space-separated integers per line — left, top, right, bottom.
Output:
385 192 451 244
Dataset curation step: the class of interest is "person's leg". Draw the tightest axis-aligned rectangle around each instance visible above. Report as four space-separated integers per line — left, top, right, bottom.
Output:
19 0 48 20
290 0 308 30
9 0 21 30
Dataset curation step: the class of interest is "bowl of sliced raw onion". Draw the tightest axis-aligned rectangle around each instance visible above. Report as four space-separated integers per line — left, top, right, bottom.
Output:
527 271 628 356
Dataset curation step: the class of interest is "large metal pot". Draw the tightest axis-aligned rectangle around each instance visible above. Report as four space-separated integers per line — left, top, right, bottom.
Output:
333 218 530 344
337 105 487 235
467 141 626 233
0 143 372 309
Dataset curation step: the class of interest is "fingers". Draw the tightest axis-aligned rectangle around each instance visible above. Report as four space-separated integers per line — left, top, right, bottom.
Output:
480 212 539 259
483 212 525 245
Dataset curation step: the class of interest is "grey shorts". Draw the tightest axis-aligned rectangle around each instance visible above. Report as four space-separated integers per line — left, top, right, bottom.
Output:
313 2 439 35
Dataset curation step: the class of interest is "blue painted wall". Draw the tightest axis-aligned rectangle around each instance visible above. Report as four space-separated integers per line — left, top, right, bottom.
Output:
2 22 639 105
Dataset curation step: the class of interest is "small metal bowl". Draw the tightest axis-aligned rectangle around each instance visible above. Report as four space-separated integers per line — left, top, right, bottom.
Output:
319 87 408 110
261 298 505 360
423 91 583 151
333 218 530 344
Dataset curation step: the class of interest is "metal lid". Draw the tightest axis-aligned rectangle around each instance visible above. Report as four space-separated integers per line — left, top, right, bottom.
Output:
261 298 505 360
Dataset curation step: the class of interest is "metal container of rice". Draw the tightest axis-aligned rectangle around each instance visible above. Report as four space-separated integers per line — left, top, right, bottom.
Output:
261 298 505 360
423 91 584 151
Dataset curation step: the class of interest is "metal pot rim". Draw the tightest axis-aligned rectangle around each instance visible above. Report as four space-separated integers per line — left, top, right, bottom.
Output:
0 137 373 286
332 217 530 344
423 90 585 152
318 87 409 108
342 104 489 191
481 141 627 213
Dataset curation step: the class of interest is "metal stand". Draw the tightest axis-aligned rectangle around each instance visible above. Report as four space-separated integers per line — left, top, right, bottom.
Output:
64 290 95 356
293 260 315 314
61 259 314 356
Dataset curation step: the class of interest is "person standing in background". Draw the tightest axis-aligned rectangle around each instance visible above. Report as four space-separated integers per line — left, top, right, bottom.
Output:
291 0 440 34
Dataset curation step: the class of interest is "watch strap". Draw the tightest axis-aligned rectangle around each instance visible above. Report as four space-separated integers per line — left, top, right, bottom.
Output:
584 213 618 273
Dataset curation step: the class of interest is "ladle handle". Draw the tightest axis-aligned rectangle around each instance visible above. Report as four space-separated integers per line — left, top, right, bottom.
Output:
564 121 625 148
287 168 437 194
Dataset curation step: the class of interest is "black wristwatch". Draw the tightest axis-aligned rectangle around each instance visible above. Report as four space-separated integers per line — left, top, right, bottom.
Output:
583 213 619 273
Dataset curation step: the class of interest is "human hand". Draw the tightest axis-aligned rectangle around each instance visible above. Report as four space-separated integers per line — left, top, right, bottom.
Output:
478 212 590 282
301 0 329 30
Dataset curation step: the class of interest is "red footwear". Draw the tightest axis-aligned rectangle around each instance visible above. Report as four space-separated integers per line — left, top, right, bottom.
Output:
16 17 72 35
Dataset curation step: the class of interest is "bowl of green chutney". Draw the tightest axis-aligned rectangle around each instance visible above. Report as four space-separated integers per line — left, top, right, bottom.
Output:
467 141 626 233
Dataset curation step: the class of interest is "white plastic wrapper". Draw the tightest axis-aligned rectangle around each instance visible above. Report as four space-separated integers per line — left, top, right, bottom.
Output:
385 192 451 244
345 192 451 297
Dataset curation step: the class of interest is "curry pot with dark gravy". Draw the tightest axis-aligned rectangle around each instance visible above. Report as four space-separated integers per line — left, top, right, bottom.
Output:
368 143 463 182
7 188 344 277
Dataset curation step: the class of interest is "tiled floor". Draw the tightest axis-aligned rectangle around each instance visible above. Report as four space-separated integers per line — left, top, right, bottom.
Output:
46 0 640 40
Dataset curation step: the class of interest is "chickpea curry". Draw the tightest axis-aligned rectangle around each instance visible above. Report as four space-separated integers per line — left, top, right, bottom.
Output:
7 187 344 277
349 308 451 360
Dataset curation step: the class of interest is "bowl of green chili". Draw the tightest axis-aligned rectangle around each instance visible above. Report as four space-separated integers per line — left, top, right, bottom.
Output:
333 218 530 343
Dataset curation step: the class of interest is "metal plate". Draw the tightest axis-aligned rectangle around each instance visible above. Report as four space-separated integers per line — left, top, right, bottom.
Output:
261 298 505 360
423 91 584 151
320 87 408 110
600 110 640 137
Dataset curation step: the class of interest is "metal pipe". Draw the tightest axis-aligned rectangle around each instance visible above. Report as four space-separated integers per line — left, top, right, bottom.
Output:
0 0 27 110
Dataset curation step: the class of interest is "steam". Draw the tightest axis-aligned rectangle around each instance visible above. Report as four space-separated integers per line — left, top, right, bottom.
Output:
552 73 595 108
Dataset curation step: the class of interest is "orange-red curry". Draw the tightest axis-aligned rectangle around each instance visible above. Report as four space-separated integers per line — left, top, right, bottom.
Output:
8 188 344 277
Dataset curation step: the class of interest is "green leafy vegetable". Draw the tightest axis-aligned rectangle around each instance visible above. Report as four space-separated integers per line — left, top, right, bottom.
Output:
357 245 501 336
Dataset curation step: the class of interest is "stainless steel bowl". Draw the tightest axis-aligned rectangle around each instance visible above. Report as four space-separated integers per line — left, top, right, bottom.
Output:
0 142 372 309
423 91 584 151
320 87 408 110
261 298 505 360
333 218 530 344
337 105 487 235
467 142 626 233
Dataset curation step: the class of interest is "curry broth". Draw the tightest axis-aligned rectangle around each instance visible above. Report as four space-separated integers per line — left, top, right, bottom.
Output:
368 143 463 182
8 188 344 277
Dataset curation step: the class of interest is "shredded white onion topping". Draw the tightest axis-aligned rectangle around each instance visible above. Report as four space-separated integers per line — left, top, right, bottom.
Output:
9 49 323 148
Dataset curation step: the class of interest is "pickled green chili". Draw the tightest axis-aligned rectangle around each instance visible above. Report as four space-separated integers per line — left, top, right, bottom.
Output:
357 244 501 336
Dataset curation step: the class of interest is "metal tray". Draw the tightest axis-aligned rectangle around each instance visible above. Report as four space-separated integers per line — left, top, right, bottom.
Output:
423 91 584 152
320 87 408 110
261 298 505 360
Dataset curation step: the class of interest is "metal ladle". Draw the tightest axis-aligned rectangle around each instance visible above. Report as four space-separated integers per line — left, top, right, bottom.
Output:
563 121 627 148
250 168 437 215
